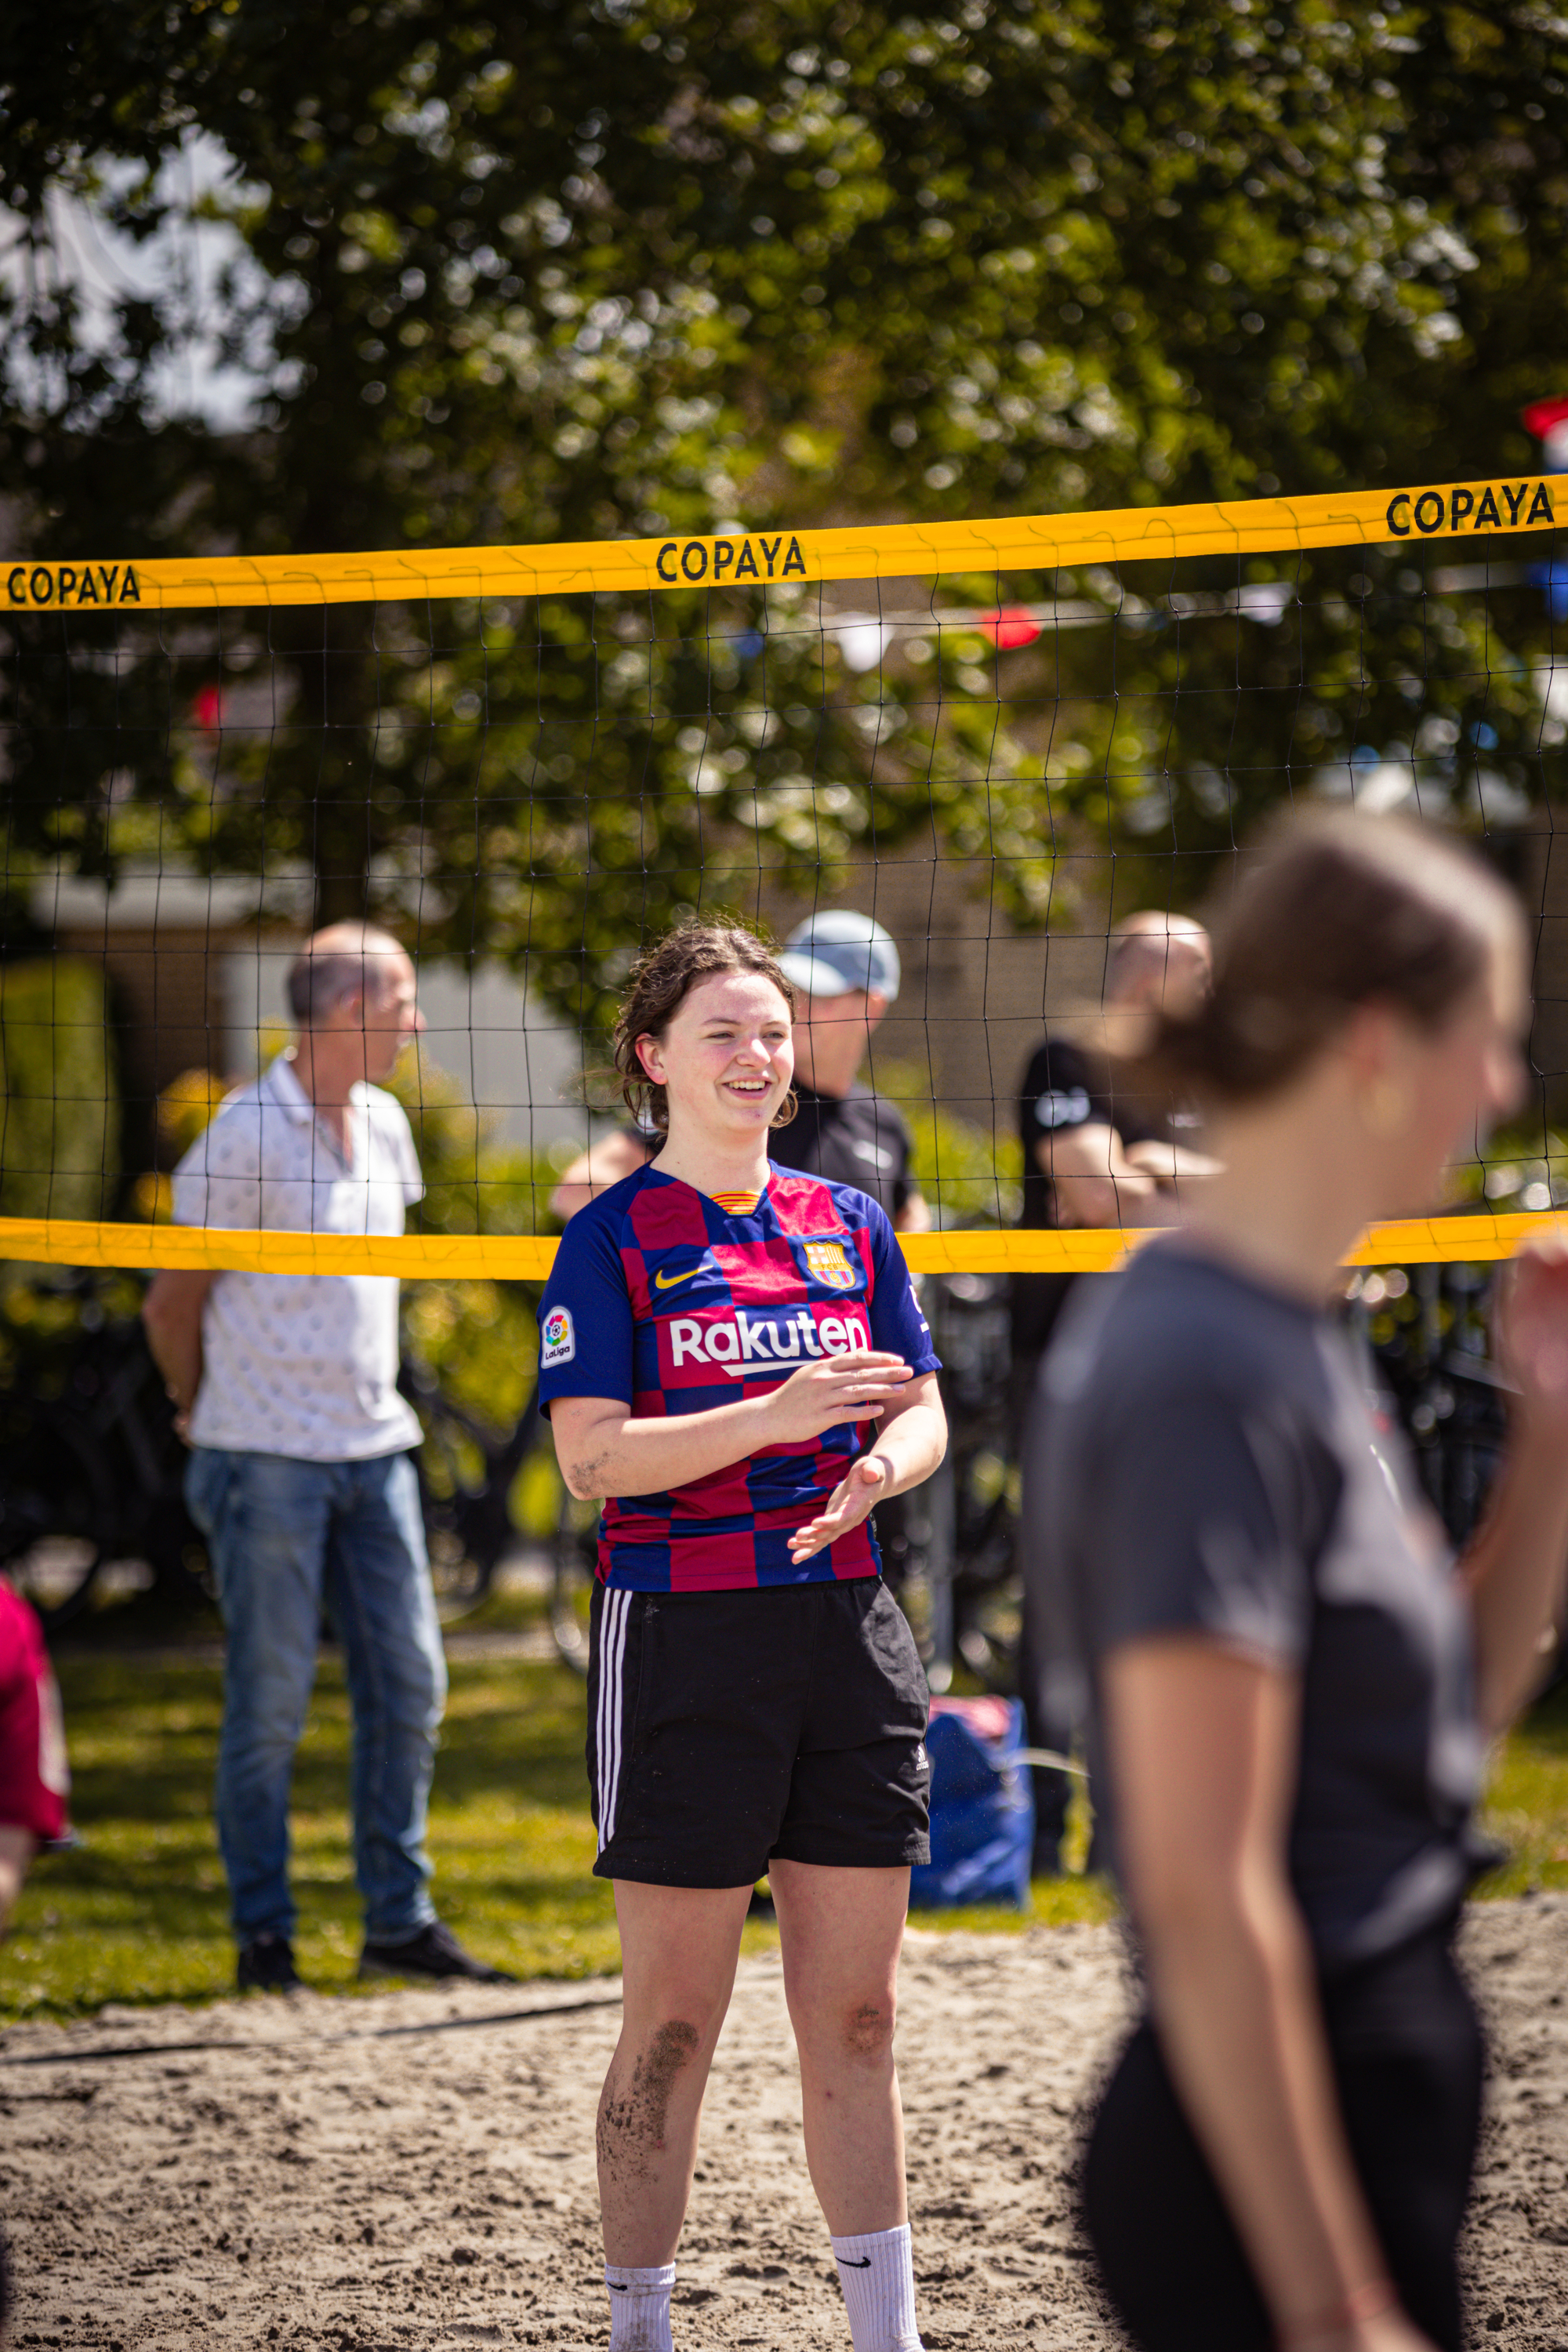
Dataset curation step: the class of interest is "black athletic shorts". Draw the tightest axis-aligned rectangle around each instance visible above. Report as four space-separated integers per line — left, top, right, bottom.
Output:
1083 1917 1484 2352
586 1577 931 1887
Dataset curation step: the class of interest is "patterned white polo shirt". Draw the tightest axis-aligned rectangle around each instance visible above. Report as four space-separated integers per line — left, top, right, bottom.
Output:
171 1054 424 1461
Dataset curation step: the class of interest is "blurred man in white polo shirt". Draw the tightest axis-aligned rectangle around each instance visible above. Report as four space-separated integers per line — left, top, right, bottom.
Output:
143 924 509 1993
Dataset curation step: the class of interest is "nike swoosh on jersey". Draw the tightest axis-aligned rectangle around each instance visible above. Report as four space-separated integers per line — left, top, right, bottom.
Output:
653 1262 706 1290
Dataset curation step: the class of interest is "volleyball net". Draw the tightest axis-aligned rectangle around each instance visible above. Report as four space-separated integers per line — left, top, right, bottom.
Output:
2 472 1565 1280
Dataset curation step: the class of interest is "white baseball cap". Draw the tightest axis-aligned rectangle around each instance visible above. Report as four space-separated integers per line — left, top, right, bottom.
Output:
778 911 901 1003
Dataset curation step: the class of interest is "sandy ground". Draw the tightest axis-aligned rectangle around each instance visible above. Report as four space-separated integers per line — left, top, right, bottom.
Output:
2 1899 1566 2351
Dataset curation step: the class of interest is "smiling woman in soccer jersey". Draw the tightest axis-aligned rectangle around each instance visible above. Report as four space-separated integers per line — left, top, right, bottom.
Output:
537 922 946 2352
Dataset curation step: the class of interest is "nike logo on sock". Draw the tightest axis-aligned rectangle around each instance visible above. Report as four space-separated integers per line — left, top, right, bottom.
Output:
608 2282 629 2291
837 2256 873 2268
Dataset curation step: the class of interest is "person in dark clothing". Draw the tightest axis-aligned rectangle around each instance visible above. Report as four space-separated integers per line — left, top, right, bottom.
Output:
1012 909 1214 1358
551 913 927 1235
1037 809 1568 2352
1013 912 1214 1871
771 912 928 1234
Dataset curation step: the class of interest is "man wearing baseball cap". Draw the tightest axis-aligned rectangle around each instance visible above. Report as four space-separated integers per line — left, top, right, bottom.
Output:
768 910 928 1232
551 910 928 1233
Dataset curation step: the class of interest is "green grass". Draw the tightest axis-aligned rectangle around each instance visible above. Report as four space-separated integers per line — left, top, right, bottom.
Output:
1473 1674 1568 1897
0 1641 630 2020
4 1632 1560 2024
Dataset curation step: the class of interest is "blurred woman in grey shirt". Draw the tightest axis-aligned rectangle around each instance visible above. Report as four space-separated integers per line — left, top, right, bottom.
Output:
1038 811 1568 2352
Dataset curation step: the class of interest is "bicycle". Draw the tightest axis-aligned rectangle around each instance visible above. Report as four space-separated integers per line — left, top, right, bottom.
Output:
0 1267 597 1660
1351 1257 1510 1548
0 1271 208 1630
1351 1254 1565 1691
401 1349 598 1668
913 1267 1025 1695
400 1356 543 1611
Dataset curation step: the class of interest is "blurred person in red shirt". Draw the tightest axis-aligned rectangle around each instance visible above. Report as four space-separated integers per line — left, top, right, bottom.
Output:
0 1577 71 1935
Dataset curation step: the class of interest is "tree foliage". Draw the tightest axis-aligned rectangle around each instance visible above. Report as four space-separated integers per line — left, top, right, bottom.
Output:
3 0 1566 1022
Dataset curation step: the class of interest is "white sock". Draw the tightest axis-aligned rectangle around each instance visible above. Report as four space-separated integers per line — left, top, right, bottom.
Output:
604 2261 675 2352
830 2223 923 2352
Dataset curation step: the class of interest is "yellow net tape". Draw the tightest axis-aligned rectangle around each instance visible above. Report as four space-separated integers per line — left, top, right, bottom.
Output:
0 1214 1555 1281
5 476 1560 1279
5 475 1558 613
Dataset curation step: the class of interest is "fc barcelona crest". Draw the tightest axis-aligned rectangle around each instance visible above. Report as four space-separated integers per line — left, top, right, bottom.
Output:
804 1240 857 1290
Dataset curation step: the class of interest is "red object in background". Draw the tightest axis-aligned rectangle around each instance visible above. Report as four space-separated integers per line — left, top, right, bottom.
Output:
978 604 1043 651
929 1693 1017 1744
0 1582 70 1846
1521 396 1568 439
191 684 223 730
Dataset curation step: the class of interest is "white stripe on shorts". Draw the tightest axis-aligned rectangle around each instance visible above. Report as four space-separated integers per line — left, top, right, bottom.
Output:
595 1588 631 1853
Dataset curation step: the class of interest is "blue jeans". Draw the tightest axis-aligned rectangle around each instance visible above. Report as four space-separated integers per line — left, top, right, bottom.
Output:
185 1447 447 1947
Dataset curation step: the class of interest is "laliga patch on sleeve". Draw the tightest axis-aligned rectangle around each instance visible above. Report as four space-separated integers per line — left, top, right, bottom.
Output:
541 1305 576 1366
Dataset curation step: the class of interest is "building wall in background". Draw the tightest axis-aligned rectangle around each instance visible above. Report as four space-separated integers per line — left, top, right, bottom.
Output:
223 944 593 1152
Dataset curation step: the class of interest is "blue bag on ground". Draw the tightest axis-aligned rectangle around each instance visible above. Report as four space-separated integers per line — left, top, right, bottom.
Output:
909 1696 1035 1911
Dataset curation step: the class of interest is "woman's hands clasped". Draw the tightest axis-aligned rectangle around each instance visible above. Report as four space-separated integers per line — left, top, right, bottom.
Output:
759 1349 913 1567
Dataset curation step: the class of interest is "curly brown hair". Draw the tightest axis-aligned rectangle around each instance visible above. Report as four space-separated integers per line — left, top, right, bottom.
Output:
611 920 797 1133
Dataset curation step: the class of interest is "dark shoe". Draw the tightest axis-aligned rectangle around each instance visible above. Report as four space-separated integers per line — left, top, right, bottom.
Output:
237 1933 303 1994
358 1919 515 1984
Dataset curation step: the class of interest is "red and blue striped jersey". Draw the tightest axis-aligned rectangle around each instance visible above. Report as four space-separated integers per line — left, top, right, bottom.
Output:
536 1165 939 1592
